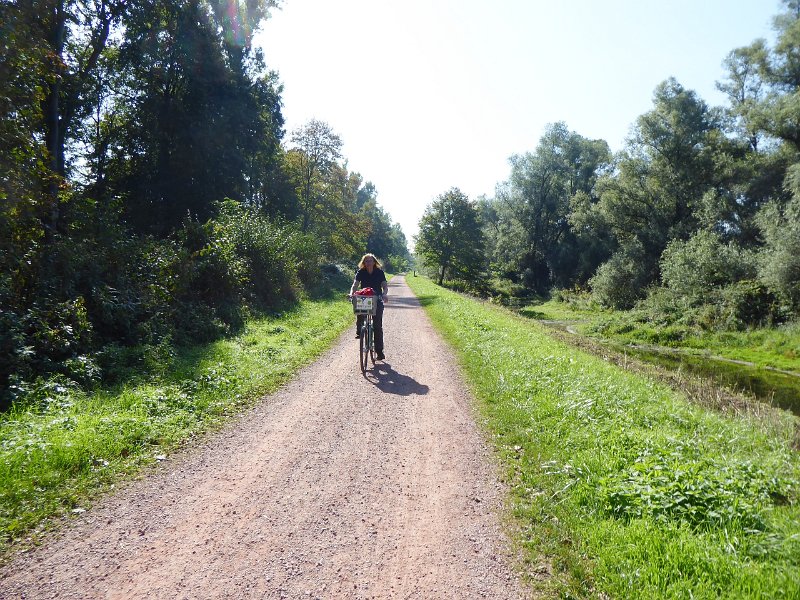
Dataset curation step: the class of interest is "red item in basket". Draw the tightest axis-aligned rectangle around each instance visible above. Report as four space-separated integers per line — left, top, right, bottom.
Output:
354 287 375 296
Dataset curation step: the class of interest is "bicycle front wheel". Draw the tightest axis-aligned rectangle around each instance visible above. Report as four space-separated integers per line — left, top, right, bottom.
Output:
359 318 370 373
369 324 376 365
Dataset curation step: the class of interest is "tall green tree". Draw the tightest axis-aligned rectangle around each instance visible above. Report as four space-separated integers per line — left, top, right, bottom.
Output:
717 41 770 152
761 0 800 151
415 188 485 286
756 165 800 308
714 39 789 245
0 2 51 259
359 197 406 261
287 119 344 233
588 79 720 305
98 0 286 235
29 0 126 241
489 122 610 291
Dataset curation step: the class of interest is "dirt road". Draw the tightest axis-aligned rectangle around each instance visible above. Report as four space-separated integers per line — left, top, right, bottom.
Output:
0 276 527 599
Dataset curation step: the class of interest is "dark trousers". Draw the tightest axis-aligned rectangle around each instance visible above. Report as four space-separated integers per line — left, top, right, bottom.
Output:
356 300 384 352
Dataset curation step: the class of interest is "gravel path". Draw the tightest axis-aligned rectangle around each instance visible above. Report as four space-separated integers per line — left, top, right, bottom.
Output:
0 276 528 599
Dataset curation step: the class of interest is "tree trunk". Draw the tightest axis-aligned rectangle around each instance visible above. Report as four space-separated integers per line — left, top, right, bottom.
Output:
42 0 67 245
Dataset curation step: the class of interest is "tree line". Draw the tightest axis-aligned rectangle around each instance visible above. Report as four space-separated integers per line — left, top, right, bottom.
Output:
417 0 800 331
0 0 409 405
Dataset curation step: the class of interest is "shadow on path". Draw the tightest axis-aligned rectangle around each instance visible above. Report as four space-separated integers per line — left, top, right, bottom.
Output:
382 295 420 310
367 362 429 396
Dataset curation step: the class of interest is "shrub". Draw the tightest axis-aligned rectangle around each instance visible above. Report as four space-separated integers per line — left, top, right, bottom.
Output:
631 287 689 327
590 241 654 309
0 278 24 395
719 279 783 329
552 286 598 311
1 198 330 406
660 230 755 300
756 195 800 309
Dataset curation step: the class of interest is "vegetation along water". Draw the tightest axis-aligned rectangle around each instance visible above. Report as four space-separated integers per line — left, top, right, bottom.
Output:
408 275 800 599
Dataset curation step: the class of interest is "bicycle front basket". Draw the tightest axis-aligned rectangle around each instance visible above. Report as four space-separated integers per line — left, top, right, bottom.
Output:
352 295 377 315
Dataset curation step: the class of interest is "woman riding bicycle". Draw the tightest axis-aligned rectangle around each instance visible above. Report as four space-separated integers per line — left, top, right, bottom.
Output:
350 253 388 361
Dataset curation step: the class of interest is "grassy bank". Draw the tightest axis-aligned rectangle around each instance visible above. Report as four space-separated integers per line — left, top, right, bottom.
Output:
521 299 800 373
0 285 354 559
407 276 800 599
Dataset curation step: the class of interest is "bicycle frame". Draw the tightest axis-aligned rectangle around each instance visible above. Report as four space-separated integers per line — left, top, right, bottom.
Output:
353 294 381 373
359 313 374 373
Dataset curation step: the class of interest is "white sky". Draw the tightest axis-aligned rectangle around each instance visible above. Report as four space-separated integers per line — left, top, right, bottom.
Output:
255 0 779 245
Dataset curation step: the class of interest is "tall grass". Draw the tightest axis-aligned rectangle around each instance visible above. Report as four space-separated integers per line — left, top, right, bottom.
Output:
0 293 353 559
407 276 800 599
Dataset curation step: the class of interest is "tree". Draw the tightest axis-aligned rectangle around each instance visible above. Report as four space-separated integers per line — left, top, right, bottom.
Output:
717 41 770 152
589 79 720 301
589 239 651 309
756 165 800 308
90 0 288 235
415 188 485 286
359 195 409 263
287 119 344 232
660 229 755 301
488 122 610 291
30 0 127 241
760 0 800 151
0 2 51 261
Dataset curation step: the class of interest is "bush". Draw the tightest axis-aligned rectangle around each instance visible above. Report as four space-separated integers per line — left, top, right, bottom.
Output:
23 297 94 373
95 340 175 384
172 200 325 334
205 199 322 309
660 230 755 300
1 199 329 408
0 277 24 390
631 287 689 327
756 195 800 309
443 278 483 296
630 280 781 333
590 241 654 309
551 286 598 311
719 279 783 329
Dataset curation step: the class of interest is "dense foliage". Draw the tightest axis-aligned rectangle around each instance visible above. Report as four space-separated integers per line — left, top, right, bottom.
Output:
417 0 800 330
415 188 485 287
0 0 409 407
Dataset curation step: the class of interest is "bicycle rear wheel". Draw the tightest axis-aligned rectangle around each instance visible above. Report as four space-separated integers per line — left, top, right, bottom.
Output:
359 318 370 373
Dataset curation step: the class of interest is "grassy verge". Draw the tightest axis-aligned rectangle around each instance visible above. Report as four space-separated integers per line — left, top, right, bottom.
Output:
0 284 354 560
407 276 800 599
520 299 800 373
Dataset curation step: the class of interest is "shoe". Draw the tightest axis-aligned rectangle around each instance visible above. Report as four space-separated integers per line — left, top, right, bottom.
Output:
376 351 385 361
355 333 360 338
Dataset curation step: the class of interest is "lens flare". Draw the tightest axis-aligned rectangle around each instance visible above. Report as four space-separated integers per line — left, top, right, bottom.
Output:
222 0 252 47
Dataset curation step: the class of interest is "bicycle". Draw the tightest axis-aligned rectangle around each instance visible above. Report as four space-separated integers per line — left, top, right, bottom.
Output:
351 293 381 373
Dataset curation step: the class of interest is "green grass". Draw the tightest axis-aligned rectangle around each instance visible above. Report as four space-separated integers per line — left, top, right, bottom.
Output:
519 298 605 322
0 289 354 559
592 318 800 372
696 325 800 372
407 276 800 599
519 298 800 374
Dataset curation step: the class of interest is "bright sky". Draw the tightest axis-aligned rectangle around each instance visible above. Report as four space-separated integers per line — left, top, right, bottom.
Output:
255 0 779 245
